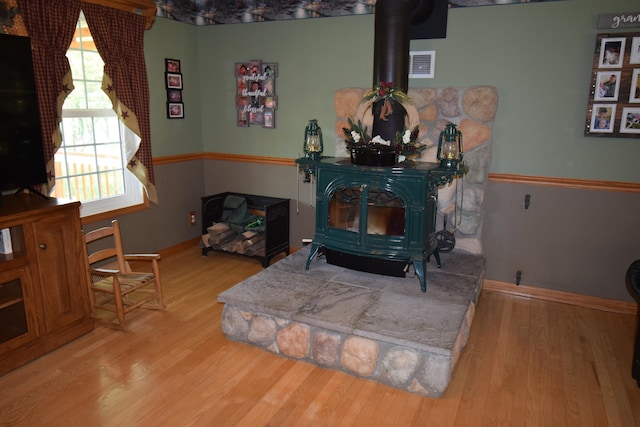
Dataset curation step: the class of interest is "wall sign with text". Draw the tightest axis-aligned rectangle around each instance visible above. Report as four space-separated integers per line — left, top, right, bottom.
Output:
585 32 640 137
235 60 278 128
597 12 640 30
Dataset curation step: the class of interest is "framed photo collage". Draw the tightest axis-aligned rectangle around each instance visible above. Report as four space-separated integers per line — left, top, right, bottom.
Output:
235 60 278 128
585 32 640 137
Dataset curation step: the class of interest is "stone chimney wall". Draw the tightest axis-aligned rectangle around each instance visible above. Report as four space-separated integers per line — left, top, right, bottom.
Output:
334 86 498 255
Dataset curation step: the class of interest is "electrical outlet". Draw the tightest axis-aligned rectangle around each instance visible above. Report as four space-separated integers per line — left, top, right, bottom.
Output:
189 211 196 226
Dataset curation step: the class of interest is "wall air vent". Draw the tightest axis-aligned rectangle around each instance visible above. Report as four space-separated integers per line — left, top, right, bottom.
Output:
409 50 435 79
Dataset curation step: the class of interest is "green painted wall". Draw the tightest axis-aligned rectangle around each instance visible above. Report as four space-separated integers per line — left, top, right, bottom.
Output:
145 19 202 157
195 14 374 159
146 0 639 183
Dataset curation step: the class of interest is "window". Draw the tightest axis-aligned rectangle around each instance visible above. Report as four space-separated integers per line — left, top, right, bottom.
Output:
51 13 143 217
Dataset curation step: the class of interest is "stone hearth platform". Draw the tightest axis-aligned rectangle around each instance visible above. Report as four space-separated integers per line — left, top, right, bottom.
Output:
218 246 485 397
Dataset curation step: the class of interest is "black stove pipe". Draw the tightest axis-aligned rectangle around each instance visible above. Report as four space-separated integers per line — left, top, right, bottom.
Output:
371 0 434 142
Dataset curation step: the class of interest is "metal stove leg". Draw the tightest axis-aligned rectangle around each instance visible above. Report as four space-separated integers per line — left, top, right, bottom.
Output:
413 257 427 293
305 243 321 270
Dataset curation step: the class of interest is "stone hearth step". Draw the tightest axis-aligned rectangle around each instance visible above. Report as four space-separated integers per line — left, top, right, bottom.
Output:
218 246 485 397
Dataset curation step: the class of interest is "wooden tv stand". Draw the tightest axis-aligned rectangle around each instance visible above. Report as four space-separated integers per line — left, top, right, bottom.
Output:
0 194 93 376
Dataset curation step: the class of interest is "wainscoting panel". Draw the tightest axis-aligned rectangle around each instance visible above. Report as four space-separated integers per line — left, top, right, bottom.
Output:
482 180 640 302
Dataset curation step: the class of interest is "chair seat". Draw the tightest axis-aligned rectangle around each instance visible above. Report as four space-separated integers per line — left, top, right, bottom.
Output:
91 272 156 293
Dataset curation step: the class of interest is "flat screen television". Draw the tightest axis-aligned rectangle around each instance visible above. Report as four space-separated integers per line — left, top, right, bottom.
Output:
0 34 48 201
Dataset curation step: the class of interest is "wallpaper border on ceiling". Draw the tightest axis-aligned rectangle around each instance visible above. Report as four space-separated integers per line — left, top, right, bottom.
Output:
153 0 566 27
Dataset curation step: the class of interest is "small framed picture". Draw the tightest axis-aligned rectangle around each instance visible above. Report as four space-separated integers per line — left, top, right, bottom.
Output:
263 77 275 96
263 96 277 109
263 109 275 128
599 37 626 68
166 72 183 89
630 69 640 103
236 63 249 77
236 77 248 95
247 60 261 77
165 58 181 73
594 71 621 101
237 110 249 127
631 37 640 64
262 63 278 77
167 102 184 119
236 96 251 109
167 89 182 102
620 107 640 134
249 110 264 126
590 104 616 133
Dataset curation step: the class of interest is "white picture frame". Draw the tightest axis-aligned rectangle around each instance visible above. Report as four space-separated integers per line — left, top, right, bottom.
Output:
630 69 640 103
630 37 640 64
598 37 626 68
590 103 616 133
620 107 640 134
594 70 621 101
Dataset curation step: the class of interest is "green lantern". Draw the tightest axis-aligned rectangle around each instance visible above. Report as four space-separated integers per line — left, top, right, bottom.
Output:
304 119 323 161
437 123 463 170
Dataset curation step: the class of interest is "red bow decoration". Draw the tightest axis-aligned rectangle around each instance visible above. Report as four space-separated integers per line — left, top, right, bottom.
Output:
378 81 393 97
378 82 394 121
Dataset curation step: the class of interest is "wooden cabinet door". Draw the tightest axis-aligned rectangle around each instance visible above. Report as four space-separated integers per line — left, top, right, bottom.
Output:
0 267 40 354
31 207 89 333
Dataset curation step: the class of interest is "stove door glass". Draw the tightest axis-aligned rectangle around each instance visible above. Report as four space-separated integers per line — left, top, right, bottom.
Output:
328 186 360 232
367 188 405 236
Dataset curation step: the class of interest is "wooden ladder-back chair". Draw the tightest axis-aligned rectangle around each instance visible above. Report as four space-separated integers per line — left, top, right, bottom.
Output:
84 220 165 330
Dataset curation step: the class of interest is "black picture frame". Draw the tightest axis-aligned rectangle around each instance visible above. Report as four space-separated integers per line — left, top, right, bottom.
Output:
165 58 181 73
166 72 183 89
167 89 182 102
167 102 184 119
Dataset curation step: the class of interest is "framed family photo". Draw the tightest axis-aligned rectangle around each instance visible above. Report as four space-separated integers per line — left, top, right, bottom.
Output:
263 96 277 109
237 110 249 127
167 102 184 119
630 69 640 103
262 63 278 77
167 89 182 102
590 104 616 133
620 107 640 134
166 72 182 89
599 37 626 68
165 58 181 73
631 37 640 65
263 110 275 128
594 71 621 101
249 111 264 126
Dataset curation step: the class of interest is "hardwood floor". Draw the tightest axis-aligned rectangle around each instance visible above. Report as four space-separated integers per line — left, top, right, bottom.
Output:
1 246 639 426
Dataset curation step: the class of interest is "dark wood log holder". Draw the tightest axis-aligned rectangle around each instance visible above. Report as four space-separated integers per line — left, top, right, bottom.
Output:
201 192 290 268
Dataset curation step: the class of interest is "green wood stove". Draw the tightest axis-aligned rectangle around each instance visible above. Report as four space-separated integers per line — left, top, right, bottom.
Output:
302 157 461 293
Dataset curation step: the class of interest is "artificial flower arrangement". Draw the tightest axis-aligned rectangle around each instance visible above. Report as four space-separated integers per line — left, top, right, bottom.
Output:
343 118 423 163
342 83 426 163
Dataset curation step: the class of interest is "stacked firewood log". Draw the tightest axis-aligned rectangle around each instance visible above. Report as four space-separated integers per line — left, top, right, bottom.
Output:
201 222 265 256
